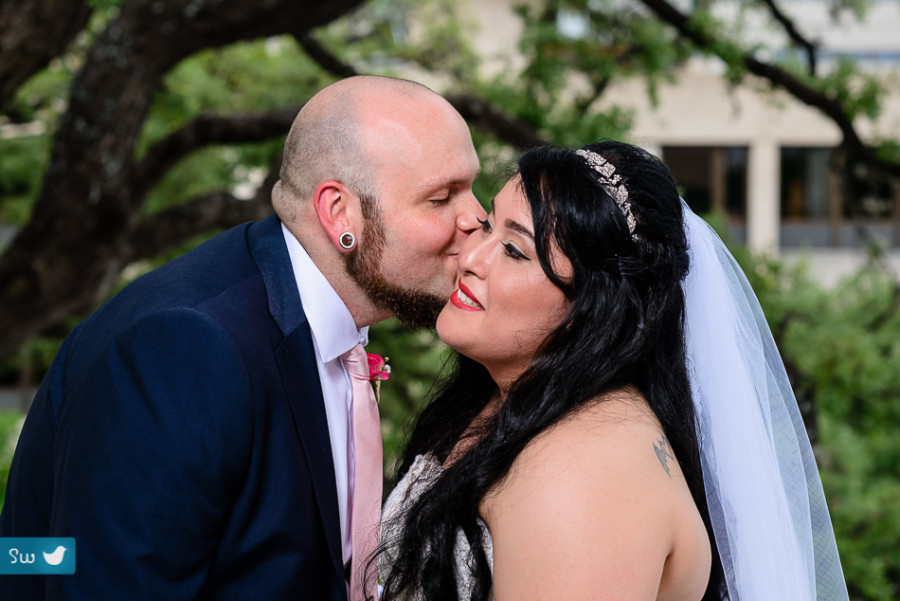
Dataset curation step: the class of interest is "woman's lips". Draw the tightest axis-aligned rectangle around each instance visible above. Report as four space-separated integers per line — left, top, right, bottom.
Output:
450 282 484 311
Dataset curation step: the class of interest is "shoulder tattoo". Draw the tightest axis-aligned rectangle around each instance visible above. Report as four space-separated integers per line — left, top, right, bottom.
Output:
653 436 674 478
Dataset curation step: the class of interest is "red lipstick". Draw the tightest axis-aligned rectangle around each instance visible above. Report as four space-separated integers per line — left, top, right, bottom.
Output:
450 281 484 312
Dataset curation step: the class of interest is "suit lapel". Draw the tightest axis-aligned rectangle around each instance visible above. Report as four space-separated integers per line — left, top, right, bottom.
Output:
275 330 345 582
248 215 345 584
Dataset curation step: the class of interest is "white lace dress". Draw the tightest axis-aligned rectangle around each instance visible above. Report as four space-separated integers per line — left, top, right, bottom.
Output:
379 454 494 601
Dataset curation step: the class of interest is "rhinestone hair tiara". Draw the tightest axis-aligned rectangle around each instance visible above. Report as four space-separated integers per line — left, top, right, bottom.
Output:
575 148 637 236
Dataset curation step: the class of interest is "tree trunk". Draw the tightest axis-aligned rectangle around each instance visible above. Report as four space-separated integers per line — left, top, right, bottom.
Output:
0 0 365 360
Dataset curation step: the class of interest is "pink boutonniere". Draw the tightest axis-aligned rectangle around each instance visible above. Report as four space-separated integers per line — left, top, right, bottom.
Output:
366 353 390 403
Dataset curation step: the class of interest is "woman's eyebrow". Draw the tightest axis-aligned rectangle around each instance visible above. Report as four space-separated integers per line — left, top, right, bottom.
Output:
504 219 534 239
490 199 534 239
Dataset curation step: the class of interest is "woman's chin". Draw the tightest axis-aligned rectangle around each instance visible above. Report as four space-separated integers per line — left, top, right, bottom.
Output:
435 310 474 358
434 307 454 346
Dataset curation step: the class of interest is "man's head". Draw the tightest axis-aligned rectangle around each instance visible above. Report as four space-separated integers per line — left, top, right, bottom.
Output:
274 76 484 329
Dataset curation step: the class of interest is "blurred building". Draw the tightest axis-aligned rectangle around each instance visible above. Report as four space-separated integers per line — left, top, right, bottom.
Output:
462 0 900 285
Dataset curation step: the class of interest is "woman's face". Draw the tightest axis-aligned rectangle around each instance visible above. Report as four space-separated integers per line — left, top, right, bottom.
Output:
436 177 572 391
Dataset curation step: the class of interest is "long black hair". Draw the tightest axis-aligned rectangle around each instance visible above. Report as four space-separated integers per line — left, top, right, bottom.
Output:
377 140 725 601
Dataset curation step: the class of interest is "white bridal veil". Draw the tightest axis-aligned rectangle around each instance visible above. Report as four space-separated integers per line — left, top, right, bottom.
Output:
681 203 849 601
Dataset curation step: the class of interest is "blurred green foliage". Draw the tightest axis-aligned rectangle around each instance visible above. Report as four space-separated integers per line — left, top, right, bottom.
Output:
783 271 900 601
732 244 900 601
0 411 24 514
0 135 48 225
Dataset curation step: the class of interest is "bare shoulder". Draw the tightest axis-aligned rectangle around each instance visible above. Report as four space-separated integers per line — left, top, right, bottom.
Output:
489 388 681 500
482 389 706 600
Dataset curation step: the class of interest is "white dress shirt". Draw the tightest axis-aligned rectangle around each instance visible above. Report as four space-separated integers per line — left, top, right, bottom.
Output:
282 223 367 566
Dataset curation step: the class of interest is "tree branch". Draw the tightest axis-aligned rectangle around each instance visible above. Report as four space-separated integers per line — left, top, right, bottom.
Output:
637 0 900 180
574 78 610 115
0 0 92 106
293 29 548 150
295 32 360 78
125 190 273 264
133 106 302 196
757 0 818 76
445 94 548 150
573 36 645 114
127 151 281 264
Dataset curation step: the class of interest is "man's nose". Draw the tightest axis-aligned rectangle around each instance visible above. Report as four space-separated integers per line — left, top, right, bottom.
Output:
456 194 487 234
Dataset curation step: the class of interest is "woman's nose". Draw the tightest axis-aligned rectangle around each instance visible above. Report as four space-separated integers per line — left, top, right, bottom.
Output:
457 225 491 278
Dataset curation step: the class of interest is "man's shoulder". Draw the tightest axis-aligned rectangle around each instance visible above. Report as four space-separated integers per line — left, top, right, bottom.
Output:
70 220 282 354
118 220 272 310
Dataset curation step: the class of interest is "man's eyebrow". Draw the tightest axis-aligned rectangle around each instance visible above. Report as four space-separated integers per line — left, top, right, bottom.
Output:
417 169 481 192
490 199 534 239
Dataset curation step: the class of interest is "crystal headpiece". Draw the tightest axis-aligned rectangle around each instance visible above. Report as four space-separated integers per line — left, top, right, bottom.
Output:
575 149 637 236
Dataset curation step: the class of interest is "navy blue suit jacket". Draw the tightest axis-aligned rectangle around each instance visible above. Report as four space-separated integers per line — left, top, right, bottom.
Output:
0 215 348 600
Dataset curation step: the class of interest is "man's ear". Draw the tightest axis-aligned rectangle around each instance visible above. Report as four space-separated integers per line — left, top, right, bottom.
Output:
313 180 358 252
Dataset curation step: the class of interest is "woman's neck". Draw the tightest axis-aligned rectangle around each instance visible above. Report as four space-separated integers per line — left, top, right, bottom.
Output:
444 395 502 468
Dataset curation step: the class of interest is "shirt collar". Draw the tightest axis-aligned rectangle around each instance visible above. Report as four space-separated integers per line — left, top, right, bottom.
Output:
281 223 368 363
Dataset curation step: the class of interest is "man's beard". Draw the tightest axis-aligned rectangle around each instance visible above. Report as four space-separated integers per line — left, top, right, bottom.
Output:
346 213 447 330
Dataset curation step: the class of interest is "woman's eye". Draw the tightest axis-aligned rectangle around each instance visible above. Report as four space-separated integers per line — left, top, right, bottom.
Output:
476 217 528 260
503 243 529 261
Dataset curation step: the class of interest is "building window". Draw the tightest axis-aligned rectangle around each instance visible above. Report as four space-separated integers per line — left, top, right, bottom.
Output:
780 147 899 248
662 145 748 242
781 147 831 220
844 158 896 221
780 147 834 247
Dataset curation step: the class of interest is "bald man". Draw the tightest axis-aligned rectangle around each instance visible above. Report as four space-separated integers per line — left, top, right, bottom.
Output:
0 76 485 601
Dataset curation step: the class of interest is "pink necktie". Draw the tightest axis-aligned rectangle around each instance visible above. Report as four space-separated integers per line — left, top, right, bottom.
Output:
344 343 383 601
